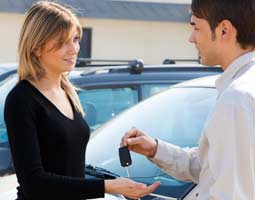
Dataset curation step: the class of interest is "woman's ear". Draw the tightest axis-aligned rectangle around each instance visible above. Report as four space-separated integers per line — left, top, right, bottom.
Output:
33 47 41 57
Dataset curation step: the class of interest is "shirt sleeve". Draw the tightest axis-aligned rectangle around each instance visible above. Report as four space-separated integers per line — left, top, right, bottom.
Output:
4 89 105 200
206 92 255 200
148 139 201 183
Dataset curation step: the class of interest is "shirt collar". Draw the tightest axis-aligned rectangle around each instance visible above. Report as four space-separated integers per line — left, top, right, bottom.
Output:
215 51 255 95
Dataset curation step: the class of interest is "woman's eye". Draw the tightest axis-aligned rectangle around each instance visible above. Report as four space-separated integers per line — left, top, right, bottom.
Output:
74 36 80 42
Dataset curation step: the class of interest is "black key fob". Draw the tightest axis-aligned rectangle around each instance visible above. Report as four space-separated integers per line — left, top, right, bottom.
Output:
119 146 132 167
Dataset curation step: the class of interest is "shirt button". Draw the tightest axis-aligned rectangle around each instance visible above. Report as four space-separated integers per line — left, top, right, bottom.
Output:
196 193 199 197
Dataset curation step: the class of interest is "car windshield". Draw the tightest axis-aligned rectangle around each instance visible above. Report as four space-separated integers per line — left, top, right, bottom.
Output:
86 86 217 197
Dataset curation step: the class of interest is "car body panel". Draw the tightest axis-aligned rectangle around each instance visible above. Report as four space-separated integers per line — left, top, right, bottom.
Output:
0 63 17 83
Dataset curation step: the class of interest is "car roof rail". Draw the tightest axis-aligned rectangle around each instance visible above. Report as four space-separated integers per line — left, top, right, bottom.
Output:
163 58 200 64
76 58 144 74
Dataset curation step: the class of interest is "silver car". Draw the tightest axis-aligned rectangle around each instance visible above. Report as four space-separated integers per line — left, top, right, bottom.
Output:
86 75 219 199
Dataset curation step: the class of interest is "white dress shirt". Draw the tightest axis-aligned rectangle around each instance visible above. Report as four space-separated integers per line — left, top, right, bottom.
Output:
149 52 255 200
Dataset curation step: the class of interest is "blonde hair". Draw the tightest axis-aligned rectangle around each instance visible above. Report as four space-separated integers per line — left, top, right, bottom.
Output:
18 1 84 116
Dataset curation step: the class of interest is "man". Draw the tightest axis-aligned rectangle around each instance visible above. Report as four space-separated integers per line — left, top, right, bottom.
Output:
121 0 255 199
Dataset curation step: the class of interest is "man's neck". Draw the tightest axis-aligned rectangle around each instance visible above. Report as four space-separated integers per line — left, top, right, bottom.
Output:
221 47 254 70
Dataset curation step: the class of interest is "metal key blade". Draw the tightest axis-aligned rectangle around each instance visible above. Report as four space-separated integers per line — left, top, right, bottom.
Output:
126 166 130 178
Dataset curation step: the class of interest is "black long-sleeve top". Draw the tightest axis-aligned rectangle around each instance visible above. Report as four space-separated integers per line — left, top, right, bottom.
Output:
4 80 105 200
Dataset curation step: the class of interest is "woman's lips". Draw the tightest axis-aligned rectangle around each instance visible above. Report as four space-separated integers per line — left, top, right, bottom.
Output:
64 58 76 65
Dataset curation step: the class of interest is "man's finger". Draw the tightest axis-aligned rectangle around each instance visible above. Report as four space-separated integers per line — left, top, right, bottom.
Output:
120 132 129 146
120 128 139 146
127 137 142 146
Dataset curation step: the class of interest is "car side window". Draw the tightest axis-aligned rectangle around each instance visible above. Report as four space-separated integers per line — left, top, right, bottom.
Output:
142 84 172 99
78 87 138 132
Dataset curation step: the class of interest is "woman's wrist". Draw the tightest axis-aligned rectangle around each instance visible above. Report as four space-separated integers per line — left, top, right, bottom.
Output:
105 179 115 193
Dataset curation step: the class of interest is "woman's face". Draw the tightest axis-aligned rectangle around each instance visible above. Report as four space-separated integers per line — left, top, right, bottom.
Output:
36 27 80 76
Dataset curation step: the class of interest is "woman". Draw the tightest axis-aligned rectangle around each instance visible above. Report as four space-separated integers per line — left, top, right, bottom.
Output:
4 1 160 200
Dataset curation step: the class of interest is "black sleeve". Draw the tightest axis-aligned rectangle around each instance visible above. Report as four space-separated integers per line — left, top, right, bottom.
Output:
4 90 105 200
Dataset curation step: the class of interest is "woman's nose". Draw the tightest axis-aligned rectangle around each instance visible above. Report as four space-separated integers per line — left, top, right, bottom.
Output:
68 42 79 54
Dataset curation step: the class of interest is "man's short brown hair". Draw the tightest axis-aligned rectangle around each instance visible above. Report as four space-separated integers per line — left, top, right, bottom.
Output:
191 0 255 49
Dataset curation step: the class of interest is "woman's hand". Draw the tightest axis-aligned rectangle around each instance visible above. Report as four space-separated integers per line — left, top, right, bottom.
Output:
105 177 160 199
120 128 158 157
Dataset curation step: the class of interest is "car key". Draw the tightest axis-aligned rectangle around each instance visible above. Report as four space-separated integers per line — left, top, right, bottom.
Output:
119 146 132 178
119 147 145 200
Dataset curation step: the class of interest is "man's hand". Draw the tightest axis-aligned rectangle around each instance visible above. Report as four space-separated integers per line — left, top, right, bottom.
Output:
120 128 158 157
105 177 160 199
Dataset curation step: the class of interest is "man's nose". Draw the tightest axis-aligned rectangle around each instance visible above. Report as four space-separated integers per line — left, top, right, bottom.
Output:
189 31 195 44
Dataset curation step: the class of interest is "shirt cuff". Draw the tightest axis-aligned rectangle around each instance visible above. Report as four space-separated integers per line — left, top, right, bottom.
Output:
148 139 177 164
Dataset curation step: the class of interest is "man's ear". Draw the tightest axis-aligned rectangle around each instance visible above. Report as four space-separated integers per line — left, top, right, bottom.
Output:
218 20 235 40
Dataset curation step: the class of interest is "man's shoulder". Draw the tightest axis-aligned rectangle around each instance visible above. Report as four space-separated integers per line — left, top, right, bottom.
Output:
218 79 255 111
230 68 255 96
